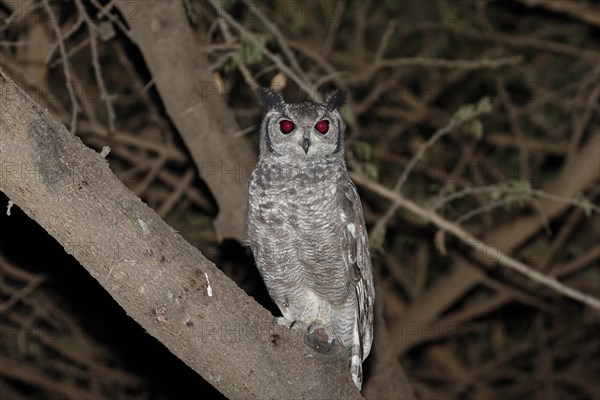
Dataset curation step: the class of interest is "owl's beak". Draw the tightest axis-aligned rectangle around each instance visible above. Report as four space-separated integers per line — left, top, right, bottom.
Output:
302 137 311 154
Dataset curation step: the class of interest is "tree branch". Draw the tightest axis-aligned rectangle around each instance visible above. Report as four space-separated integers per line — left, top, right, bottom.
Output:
0 71 362 400
351 172 600 310
113 0 257 242
388 128 600 354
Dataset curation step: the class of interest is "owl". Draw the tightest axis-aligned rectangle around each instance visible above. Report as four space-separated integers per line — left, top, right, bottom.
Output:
245 87 375 389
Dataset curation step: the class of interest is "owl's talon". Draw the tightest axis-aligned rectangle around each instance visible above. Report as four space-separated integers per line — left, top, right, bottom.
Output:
273 317 294 328
305 323 335 354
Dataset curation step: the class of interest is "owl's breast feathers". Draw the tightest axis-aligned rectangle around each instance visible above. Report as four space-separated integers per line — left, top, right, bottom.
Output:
247 158 346 232
246 157 372 300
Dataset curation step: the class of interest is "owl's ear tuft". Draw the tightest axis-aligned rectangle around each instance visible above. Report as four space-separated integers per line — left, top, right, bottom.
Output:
256 87 285 110
323 89 347 111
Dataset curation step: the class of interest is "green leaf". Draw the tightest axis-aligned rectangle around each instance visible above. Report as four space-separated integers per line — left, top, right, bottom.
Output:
470 119 484 139
491 184 503 200
370 223 387 254
227 35 266 72
579 196 593 217
476 97 492 113
340 104 354 127
362 162 379 181
510 180 532 198
455 96 492 120
353 141 372 161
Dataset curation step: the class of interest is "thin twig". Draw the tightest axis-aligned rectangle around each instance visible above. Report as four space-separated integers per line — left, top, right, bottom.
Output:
217 18 256 87
353 0 371 63
157 168 195 218
375 20 397 61
74 0 116 132
48 37 90 69
44 13 84 65
322 0 346 55
431 184 600 214
516 0 600 27
568 64 600 161
240 0 312 87
369 98 493 248
88 0 135 41
351 171 600 310
538 208 584 272
398 99 493 194
497 78 530 182
380 55 524 70
42 0 79 133
207 0 316 99
431 23 598 61
454 196 521 226
0 0 40 34
348 56 523 84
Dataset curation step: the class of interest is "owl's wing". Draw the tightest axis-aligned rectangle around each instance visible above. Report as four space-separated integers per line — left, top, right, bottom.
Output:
338 176 375 362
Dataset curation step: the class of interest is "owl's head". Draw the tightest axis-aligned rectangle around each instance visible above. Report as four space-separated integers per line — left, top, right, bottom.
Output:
256 87 347 160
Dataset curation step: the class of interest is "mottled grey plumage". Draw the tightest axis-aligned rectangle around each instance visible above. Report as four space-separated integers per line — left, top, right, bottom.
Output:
245 88 374 389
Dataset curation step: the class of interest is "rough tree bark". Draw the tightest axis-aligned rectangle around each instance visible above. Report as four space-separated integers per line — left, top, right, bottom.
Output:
0 71 363 399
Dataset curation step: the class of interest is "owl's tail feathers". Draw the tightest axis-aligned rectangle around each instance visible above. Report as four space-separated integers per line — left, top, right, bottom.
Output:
350 313 363 389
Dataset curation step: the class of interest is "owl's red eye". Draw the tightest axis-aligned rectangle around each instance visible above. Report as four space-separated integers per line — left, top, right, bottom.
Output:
279 120 295 134
315 120 329 134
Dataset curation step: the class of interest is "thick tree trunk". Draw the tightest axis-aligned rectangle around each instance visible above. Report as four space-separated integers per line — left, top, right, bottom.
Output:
115 0 257 242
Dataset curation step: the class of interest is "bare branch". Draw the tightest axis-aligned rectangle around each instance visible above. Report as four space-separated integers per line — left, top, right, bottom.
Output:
111 0 257 241
41 0 79 133
351 172 600 310
208 0 317 100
